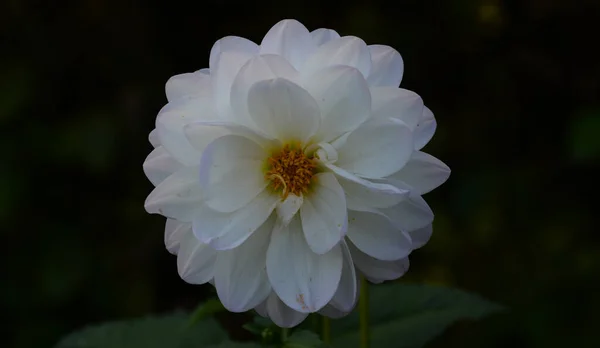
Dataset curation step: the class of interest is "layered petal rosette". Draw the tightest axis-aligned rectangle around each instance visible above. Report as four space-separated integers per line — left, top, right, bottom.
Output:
144 19 450 327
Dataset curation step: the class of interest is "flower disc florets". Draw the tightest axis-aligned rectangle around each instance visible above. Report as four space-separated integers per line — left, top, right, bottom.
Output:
265 143 316 199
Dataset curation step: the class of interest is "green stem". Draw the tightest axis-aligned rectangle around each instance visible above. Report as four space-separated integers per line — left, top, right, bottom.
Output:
312 314 321 333
281 327 289 342
359 275 370 348
322 315 331 344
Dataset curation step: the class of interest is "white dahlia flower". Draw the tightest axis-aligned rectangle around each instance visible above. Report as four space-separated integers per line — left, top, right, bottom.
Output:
144 19 450 327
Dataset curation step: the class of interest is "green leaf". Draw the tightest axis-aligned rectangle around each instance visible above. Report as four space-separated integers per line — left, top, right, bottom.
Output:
284 330 324 348
188 298 226 327
243 315 274 335
331 283 504 348
205 342 262 348
569 111 600 162
55 312 229 348
242 322 264 336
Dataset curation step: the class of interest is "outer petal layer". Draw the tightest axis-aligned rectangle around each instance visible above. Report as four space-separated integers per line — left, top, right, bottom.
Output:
300 173 347 254
367 45 404 87
409 224 433 249
214 217 273 312
209 36 258 71
165 70 211 102
347 210 412 261
414 106 437 150
260 19 316 71
267 218 343 313
310 28 340 46
211 50 256 119
336 119 413 179
348 240 410 283
164 219 190 255
192 190 278 250
302 65 371 142
155 96 218 166
327 240 357 312
326 164 408 210
303 36 372 78
144 168 202 222
380 188 434 232
371 87 423 130
257 292 309 328
177 232 217 284
143 146 183 187
148 129 160 148
387 151 450 195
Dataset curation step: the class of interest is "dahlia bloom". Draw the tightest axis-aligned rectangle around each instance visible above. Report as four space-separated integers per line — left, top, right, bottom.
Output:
144 19 450 327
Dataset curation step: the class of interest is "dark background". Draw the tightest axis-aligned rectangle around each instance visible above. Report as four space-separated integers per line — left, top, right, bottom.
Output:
2 0 599 347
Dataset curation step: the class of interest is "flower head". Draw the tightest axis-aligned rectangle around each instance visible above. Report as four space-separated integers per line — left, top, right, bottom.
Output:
144 19 450 327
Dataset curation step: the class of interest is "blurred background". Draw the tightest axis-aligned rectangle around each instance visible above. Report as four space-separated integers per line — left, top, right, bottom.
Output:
2 0 599 347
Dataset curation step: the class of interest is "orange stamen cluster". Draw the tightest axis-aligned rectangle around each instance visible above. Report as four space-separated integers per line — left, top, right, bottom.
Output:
265 144 316 199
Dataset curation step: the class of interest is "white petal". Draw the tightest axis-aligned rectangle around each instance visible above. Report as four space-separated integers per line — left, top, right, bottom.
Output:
254 301 268 318
300 173 347 254
388 151 450 195
165 219 191 255
348 241 409 283
149 129 160 148
380 188 434 232
265 292 309 328
247 78 320 143
336 118 413 179
144 168 202 222
410 224 433 249
214 217 272 312
209 36 259 72
371 87 423 130
267 218 343 313
143 146 184 187
312 142 338 164
367 45 404 87
260 19 316 71
302 65 371 142
318 304 350 319
330 131 351 150
230 54 299 127
211 50 256 120
303 36 371 78
165 70 211 102
310 28 340 46
193 191 278 250
177 232 217 284
347 210 412 261
414 106 437 150
276 194 303 225
325 163 409 210
184 121 276 158
328 240 357 312
199 135 268 213
155 96 218 166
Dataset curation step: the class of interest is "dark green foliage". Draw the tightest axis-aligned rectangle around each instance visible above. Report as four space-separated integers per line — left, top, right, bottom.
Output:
283 330 324 348
330 283 504 348
55 313 230 348
55 283 502 348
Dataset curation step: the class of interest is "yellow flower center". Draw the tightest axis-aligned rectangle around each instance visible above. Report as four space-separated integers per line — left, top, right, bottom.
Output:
265 143 316 199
